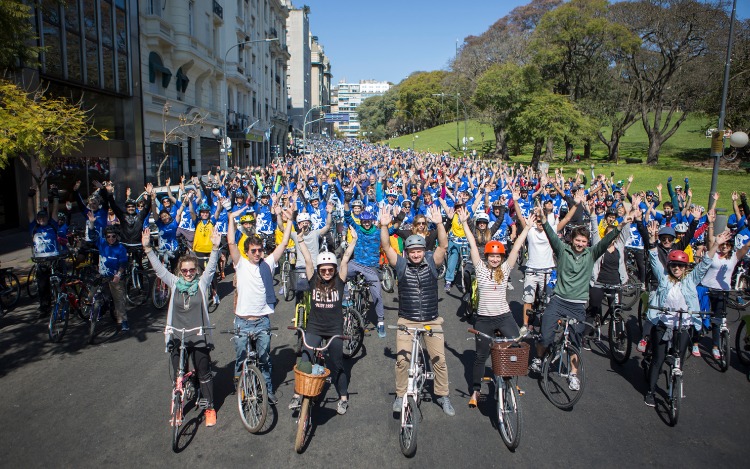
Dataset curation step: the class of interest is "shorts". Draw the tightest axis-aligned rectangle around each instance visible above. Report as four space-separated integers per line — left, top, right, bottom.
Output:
523 270 549 304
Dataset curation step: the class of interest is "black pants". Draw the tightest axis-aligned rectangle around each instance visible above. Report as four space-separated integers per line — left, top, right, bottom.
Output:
631 248 646 283
708 293 726 347
37 263 52 310
300 332 348 398
647 323 690 394
472 314 520 392
170 342 214 408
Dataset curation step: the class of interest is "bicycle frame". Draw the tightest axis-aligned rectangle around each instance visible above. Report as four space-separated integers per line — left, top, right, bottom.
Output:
389 325 438 426
166 326 212 427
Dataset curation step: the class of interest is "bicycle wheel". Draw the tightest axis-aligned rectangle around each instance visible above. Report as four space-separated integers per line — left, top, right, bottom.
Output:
73 283 90 322
497 378 522 451
152 278 169 310
294 396 312 454
542 343 585 410
171 394 182 452
282 262 294 302
622 266 640 310
0 271 21 310
399 395 418 457
27 264 38 298
736 319 750 365
342 308 365 359
667 373 681 427
437 262 446 280
608 312 632 364
238 364 268 433
48 297 69 342
87 304 99 345
719 330 731 372
126 270 150 306
381 265 395 293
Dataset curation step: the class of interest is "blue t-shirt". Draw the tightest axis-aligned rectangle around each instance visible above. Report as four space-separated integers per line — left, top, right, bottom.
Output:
95 237 128 278
156 218 179 251
29 220 60 257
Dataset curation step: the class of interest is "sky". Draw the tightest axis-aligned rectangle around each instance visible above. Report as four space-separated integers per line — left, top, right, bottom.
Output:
300 0 750 86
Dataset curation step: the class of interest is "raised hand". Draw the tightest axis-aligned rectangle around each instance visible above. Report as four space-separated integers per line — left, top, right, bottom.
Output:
457 206 469 224
86 211 96 222
142 228 151 247
427 205 443 224
145 182 154 194
73 180 81 191
349 225 358 241
125 187 131 198
165 177 171 186
656 183 663 192
211 226 221 247
732 191 739 201
525 210 538 227
326 202 334 214
716 230 733 245
378 206 393 226
712 192 720 201
687 188 693 199
707 208 716 224
648 220 659 239
511 186 521 201
690 206 702 219
631 194 642 208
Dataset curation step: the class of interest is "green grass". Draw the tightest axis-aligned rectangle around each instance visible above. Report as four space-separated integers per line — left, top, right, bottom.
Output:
383 114 747 211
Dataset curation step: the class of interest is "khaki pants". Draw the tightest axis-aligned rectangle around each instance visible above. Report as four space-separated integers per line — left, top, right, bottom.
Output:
395 316 449 397
106 278 127 323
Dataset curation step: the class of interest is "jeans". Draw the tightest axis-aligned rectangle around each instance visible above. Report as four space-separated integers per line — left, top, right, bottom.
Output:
648 322 691 393
540 296 585 348
233 315 273 393
346 262 383 323
445 239 467 283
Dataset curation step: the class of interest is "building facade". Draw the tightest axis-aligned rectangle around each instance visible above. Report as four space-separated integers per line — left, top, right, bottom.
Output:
310 35 332 138
285 4 310 136
333 80 391 139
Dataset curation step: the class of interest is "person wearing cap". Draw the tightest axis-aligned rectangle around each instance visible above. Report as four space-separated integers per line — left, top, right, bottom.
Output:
287 226 358 415
87 215 129 331
379 205 455 416
598 208 620 239
108 183 154 270
28 185 61 317
458 205 535 407
642 225 728 407
73 179 109 241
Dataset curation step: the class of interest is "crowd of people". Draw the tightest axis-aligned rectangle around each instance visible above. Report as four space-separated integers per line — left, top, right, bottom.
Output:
26 136 749 430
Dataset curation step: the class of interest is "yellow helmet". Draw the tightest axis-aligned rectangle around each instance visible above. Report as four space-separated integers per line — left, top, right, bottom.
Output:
240 214 255 223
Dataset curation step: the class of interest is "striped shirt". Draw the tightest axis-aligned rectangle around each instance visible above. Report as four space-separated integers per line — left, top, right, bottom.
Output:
476 261 512 317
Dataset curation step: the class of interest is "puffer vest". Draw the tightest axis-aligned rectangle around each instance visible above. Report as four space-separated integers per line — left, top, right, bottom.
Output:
398 257 439 322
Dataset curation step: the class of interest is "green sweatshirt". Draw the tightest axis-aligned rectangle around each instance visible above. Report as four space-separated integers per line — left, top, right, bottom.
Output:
542 222 624 302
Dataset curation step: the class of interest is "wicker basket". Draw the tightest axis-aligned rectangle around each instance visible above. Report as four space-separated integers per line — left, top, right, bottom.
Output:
293 365 331 397
490 341 530 377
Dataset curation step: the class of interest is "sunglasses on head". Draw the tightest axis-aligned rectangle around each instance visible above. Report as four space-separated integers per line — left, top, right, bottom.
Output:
181 268 197 274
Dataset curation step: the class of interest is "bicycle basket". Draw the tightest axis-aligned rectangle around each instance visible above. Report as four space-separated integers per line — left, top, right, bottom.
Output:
490 341 530 377
293 365 331 397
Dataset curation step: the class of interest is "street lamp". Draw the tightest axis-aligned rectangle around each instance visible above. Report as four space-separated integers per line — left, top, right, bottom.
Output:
220 36 279 169
412 134 419 150
303 104 331 151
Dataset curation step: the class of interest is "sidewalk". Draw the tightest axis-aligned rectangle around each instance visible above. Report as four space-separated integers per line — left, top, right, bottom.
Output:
0 229 34 279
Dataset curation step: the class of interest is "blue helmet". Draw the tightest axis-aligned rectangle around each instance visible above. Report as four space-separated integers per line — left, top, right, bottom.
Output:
359 211 375 222
198 203 211 212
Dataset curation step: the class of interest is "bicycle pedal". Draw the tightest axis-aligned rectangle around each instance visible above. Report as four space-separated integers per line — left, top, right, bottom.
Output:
424 372 434 380
516 386 525 396
196 398 209 409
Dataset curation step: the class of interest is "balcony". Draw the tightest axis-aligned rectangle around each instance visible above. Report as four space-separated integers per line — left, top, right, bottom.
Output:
213 1 223 20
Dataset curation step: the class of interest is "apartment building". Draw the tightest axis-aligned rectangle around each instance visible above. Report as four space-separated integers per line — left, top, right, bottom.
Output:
334 80 392 138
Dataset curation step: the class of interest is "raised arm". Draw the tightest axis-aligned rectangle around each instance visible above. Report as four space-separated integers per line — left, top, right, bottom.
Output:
429 205 448 266
459 208 481 266
319 202 334 236
270 208 294 263
506 211 535 267
297 229 315 280
338 226 357 280
379 207 399 266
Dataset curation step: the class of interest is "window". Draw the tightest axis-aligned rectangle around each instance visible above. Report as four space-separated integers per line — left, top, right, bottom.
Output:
149 0 162 16
188 1 194 36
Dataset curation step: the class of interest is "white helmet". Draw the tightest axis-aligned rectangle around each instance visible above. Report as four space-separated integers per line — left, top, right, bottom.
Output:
316 252 338 268
297 213 311 223
674 223 688 233
475 212 490 223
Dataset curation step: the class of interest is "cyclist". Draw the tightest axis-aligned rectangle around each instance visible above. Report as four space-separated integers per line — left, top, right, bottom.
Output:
142 226 221 426
191 201 222 305
290 206 333 304
27 186 61 317
288 227 358 414
226 206 294 405
86 216 129 331
643 229 728 407
151 197 181 271
459 207 534 408
379 205 455 416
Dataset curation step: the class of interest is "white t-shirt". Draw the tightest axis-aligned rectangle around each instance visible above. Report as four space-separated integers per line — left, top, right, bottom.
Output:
661 282 690 328
700 255 739 290
525 227 555 269
234 256 277 317
476 261 513 317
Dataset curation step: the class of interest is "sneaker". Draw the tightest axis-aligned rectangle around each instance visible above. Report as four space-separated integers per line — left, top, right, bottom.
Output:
436 396 455 416
444 282 451 293
121 320 130 332
204 408 217 427
712 347 721 360
337 399 349 415
288 395 301 410
518 325 529 338
377 322 386 338
507 283 514 291
279 286 285 296
644 392 656 407
267 392 278 406
738 296 746 306
568 373 581 391
582 337 592 351
392 396 403 413
342 299 352 307
637 338 648 353
213 294 221 305
530 358 542 374
692 345 700 357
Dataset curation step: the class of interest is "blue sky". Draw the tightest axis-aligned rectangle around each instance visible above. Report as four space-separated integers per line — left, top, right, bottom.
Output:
301 0 750 86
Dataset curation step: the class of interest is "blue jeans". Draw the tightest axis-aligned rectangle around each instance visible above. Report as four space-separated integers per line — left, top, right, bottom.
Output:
233 315 273 393
445 239 467 283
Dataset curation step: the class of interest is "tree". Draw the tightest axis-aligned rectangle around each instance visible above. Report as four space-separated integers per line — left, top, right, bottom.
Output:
0 0 41 70
157 102 209 185
0 79 108 192
357 89 398 141
396 71 452 129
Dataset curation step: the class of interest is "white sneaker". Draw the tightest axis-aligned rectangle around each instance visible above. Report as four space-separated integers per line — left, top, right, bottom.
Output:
568 373 580 391
507 283 514 291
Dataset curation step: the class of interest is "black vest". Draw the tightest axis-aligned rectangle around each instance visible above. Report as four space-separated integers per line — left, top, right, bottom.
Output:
398 257 439 322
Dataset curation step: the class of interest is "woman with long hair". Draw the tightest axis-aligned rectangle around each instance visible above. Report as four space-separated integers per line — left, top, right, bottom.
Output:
142 226 221 427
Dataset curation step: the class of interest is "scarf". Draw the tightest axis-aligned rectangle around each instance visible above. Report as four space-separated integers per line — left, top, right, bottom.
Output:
176 277 199 296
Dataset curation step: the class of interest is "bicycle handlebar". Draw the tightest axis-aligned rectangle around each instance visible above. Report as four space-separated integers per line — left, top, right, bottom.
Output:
165 325 216 336
592 282 642 291
387 324 444 334
467 328 525 342
647 305 705 316
287 326 350 351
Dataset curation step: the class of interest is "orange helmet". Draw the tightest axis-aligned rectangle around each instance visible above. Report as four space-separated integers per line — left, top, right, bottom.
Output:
484 241 506 255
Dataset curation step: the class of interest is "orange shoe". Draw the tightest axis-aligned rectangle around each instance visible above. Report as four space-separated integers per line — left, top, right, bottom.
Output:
468 392 478 408
204 409 217 427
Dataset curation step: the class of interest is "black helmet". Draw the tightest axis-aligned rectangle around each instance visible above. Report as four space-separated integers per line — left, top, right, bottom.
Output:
104 225 119 236
124 199 137 207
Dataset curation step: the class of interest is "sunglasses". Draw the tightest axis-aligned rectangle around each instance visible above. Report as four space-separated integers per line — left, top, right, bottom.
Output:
106 234 117 239
660 236 675 242
181 268 197 274
319 267 335 274
669 263 687 269
415 221 426 226
249 248 263 254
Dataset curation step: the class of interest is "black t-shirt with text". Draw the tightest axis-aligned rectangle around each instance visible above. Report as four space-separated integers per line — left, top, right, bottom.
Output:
306 273 345 336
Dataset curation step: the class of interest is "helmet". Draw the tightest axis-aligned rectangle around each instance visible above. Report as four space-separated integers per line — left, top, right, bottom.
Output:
606 208 618 217
674 223 688 233
668 250 689 264
404 235 427 250
297 212 311 223
260 189 271 197
359 211 374 222
198 203 211 212
385 190 397 197
475 212 490 223
211 183 221 191
57 212 67 223
351 199 364 208
308 193 320 201
520 186 528 193
595 201 606 209
658 226 676 238
646 190 654 197
401 200 412 208
613 187 622 193
35 210 48 218
605 195 614 202
234 190 245 198
410 188 419 195
484 241 506 255
240 214 255 223
124 199 136 207
160 194 170 202
104 225 119 236
316 252 338 268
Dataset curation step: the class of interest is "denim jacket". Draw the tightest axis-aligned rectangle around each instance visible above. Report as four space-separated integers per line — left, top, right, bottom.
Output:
647 248 713 330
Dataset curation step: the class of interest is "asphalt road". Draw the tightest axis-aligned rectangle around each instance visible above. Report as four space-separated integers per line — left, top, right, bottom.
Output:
1 267 748 468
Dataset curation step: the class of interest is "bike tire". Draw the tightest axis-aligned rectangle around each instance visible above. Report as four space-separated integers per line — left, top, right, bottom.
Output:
0 271 21 310
719 330 731 372
126 270 150 306
26 264 38 298
497 378 522 451
735 320 750 366
294 396 312 454
282 262 294 302
73 283 90 322
608 312 632 365
152 278 170 310
668 373 681 427
87 304 99 345
542 343 585 410
437 262 446 280
342 307 365 359
399 396 418 458
48 297 69 343
381 265 395 293
171 394 182 452
238 364 268 433
622 265 640 310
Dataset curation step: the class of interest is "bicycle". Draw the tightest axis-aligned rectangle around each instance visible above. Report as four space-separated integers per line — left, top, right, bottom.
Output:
589 283 638 364
524 267 555 331
456 243 477 319
379 249 396 293
387 323 442 458
468 328 529 451
288 326 349 454
707 289 734 372
736 311 750 367
151 248 174 310
222 326 277 433
342 306 365 359
49 271 89 342
165 325 215 452
194 252 220 314
540 316 587 410
280 247 296 302
0 261 21 314
622 248 644 310
292 290 311 355
347 272 374 327
83 275 116 345
124 246 150 306
728 257 749 310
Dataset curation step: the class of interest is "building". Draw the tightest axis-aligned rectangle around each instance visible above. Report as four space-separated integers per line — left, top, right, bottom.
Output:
285 4 310 136
333 80 392 139
310 35 333 137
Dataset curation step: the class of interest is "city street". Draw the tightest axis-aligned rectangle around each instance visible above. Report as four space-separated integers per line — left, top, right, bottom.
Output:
1 268 748 468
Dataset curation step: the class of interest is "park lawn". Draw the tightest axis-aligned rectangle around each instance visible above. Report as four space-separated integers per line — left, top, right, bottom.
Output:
384 114 747 211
